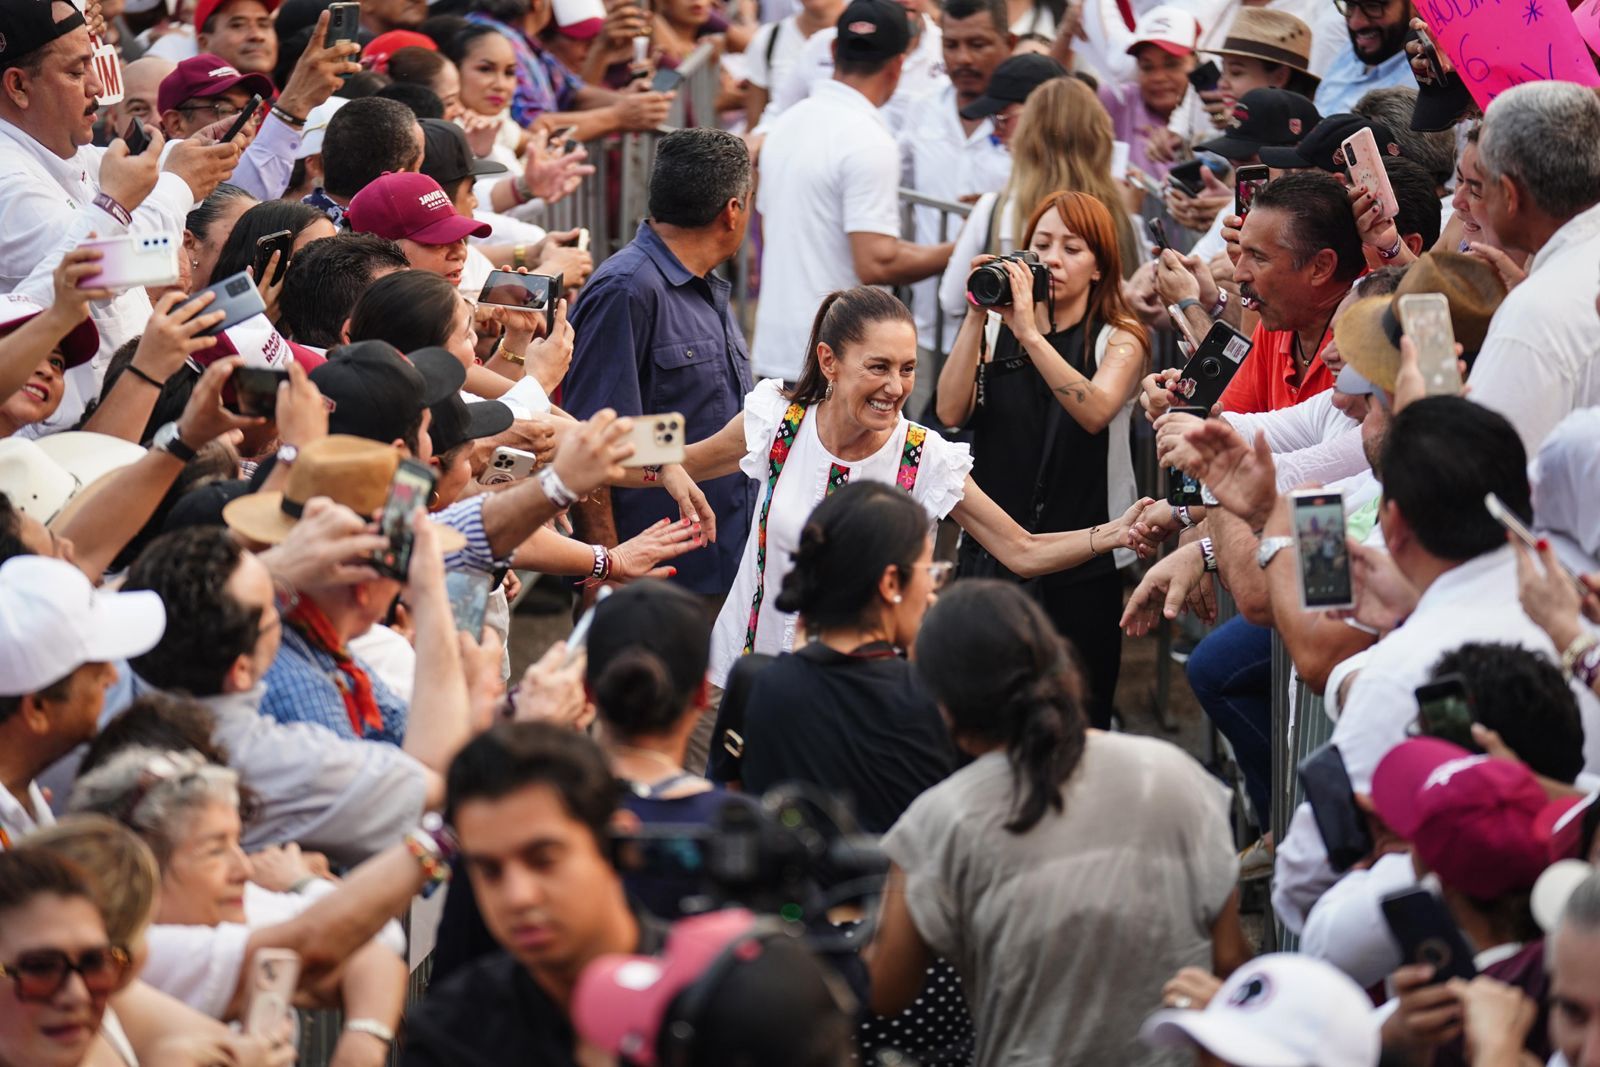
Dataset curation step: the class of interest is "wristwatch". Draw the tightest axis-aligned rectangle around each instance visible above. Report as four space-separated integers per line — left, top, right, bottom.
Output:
152 421 197 462
1256 536 1296 569
275 443 299 467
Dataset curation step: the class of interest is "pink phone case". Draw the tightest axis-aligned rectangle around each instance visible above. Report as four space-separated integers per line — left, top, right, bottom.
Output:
1341 127 1398 220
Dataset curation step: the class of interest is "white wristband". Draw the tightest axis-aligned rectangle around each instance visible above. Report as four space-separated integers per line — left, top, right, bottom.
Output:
538 466 579 508
343 1019 395 1044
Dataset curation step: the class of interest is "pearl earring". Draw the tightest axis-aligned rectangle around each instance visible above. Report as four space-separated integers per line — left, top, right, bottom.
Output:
891 594 903 604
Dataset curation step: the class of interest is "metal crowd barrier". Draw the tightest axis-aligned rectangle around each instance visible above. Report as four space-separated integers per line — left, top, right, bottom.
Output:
896 189 974 362
1265 635 1335 951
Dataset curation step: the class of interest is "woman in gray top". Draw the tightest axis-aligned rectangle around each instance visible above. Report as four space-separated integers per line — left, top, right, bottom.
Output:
867 580 1250 1067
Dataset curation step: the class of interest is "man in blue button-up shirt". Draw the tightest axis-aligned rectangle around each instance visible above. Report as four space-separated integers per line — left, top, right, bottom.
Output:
1313 0 1416 116
565 129 757 599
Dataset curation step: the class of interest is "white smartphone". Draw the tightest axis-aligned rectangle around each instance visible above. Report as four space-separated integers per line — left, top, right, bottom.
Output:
1485 491 1591 598
1341 126 1398 220
78 233 181 291
241 948 300 1038
576 227 591 253
1291 489 1354 611
620 412 686 468
1396 293 1461 396
482 445 539 485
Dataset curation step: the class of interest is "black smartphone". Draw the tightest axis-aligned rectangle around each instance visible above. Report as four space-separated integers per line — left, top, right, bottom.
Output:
1413 24 1446 83
1172 320 1251 411
1234 164 1270 219
650 67 683 92
1187 60 1220 93
326 2 362 52
123 116 151 156
220 93 264 143
1414 674 1476 750
1381 888 1479 983
477 270 563 329
1165 405 1208 506
230 366 289 417
445 570 493 636
178 270 268 337
373 459 437 580
1146 217 1172 252
1298 742 1373 872
1291 489 1354 611
253 229 293 288
1168 159 1205 197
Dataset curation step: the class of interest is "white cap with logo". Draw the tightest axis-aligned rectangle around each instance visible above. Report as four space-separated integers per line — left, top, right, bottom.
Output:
1140 953 1381 1067
0 556 166 697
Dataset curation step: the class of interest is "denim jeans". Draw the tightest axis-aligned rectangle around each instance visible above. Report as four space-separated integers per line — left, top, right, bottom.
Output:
1186 615 1275 826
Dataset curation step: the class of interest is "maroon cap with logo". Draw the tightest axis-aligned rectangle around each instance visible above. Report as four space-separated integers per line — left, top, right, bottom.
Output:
157 53 276 115
346 172 493 246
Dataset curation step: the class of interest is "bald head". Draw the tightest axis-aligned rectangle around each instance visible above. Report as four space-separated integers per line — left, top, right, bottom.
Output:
112 56 176 133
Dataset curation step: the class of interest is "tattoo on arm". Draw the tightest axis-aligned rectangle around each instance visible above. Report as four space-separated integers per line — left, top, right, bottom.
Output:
1054 382 1090 403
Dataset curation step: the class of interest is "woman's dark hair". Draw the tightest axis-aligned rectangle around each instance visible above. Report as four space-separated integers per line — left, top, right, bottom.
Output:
443 22 505 66
788 287 914 406
387 45 453 89
586 581 711 738
913 580 1087 834
419 14 473 49
184 183 256 246
348 269 461 353
775 482 928 631
209 200 328 288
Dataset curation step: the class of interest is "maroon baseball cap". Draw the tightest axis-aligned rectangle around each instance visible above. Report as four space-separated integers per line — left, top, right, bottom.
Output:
157 53 276 115
195 0 281 32
346 172 492 246
1372 738 1551 899
1535 792 1597 863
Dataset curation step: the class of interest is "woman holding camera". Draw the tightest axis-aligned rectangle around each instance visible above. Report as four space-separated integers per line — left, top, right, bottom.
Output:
674 285 1158 687
868 581 1247 1067
936 191 1149 728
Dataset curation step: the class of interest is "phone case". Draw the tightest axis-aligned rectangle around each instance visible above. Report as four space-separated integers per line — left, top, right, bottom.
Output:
1341 127 1398 220
80 234 181 291
181 270 268 337
1234 166 1270 218
1297 742 1372 872
621 413 686 467
242 949 300 1037
375 460 436 578
445 570 493 635
1292 490 1353 611
327 2 362 45
1396 294 1459 396
482 446 540 485
1381 889 1478 983
1172 322 1251 411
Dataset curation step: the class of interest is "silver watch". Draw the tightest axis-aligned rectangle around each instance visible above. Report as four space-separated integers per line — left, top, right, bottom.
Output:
1256 536 1295 569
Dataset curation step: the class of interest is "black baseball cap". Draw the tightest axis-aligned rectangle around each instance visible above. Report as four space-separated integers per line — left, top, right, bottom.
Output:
429 393 513 455
959 53 1068 120
1410 71 1476 133
0 0 88 71
311 340 464 445
1258 113 1401 172
419 117 508 188
1196 87 1322 161
836 0 910 63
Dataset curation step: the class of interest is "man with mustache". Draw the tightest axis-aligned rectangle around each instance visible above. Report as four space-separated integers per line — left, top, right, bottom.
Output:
0 0 243 434
1312 0 1417 115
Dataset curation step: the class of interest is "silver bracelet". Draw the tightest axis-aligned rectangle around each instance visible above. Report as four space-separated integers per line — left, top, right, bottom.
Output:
537 465 579 508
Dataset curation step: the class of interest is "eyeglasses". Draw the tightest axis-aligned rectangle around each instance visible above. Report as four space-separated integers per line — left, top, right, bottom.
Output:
917 560 956 591
0 946 131 1003
1331 0 1395 18
176 100 246 120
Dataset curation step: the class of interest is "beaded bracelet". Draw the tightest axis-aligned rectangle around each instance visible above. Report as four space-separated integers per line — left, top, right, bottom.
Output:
403 831 452 898
642 464 662 483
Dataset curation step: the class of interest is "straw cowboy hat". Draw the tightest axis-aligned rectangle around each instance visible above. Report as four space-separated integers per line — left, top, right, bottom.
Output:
1210 9 1318 84
1333 252 1508 394
223 434 466 550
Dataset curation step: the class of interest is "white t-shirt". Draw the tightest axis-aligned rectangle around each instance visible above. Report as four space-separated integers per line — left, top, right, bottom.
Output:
746 16 812 93
751 80 903 381
706 379 972 685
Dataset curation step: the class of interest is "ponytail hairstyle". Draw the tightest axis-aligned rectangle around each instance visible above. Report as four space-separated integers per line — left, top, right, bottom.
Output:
775 482 928 631
1022 190 1149 350
912 580 1088 833
788 287 915 406
585 581 712 739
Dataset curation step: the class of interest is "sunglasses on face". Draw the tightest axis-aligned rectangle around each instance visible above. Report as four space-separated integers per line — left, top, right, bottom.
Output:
0 945 131 1003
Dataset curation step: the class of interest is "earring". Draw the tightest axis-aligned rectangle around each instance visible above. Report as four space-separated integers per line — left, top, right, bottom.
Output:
824 380 834 401
891 594 903 604
428 490 440 507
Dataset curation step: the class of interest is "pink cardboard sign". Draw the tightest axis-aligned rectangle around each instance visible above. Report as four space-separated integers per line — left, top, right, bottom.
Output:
1415 0 1600 108
1576 0 1600 59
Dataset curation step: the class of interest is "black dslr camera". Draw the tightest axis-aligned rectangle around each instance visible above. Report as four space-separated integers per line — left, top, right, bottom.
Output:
966 250 1051 308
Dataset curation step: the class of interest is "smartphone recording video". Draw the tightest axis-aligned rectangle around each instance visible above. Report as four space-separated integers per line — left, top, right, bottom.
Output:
373 459 437 579
1291 489 1353 611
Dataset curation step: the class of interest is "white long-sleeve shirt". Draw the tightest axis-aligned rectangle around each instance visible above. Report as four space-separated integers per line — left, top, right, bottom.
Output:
0 117 196 434
1221 389 1366 491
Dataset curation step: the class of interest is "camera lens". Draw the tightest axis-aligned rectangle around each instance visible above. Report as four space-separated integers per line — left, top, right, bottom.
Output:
1199 357 1221 378
227 279 247 296
655 421 666 431
966 263 1011 307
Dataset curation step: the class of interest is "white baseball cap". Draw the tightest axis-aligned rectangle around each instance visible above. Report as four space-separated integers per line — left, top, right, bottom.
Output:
0 555 166 697
1126 5 1201 56
1141 954 1381 1067
295 95 350 160
0 432 149 524
1533 859 1596 935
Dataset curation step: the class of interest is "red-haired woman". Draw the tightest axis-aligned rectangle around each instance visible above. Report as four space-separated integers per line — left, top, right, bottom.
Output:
936 190 1151 729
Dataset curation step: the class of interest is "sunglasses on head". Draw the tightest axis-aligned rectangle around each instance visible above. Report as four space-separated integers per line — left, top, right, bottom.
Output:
0 946 131 1003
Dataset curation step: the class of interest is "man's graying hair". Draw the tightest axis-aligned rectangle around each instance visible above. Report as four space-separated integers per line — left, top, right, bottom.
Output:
648 128 752 229
1250 171 1365 282
1479 81 1600 220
